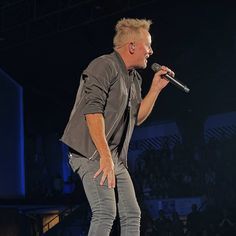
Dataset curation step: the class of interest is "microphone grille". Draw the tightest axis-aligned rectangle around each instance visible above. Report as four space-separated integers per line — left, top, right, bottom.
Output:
151 63 161 72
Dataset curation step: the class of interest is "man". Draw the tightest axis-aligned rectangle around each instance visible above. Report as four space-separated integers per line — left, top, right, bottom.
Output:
61 18 174 236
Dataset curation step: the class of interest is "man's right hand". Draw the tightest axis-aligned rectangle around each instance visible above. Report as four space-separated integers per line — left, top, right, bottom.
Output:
94 156 116 188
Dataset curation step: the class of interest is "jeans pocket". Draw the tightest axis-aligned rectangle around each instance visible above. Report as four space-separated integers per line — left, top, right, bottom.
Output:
68 153 87 174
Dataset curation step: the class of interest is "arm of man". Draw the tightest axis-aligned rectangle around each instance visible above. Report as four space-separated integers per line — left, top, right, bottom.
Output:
85 113 115 189
137 66 174 125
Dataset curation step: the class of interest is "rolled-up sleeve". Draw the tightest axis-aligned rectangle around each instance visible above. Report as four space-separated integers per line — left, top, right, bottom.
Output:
82 58 112 115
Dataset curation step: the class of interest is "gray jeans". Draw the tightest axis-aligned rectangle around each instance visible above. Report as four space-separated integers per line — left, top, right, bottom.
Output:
69 153 141 236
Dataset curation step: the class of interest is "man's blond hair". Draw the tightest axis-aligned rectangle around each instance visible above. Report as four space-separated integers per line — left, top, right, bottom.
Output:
113 18 152 49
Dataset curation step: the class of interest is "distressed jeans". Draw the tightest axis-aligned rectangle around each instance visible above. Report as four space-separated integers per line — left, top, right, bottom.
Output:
69 153 141 236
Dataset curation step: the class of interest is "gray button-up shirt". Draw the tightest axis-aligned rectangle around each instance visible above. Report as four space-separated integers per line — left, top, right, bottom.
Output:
60 51 142 167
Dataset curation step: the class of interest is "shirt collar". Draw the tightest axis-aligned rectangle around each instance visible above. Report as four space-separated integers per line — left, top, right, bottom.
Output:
113 50 137 79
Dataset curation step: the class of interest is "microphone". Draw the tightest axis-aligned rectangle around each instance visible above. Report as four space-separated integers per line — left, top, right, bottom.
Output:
151 63 190 93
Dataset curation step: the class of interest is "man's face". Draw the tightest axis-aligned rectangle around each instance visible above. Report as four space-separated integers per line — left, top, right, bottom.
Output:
132 29 153 69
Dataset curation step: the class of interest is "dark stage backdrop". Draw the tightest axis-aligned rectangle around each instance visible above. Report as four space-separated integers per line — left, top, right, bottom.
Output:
0 68 25 198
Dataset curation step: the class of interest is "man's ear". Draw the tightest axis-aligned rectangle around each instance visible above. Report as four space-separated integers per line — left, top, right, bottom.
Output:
129 42 135 54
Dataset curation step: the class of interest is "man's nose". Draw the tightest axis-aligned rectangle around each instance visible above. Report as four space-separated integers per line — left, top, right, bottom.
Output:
149 47 153 55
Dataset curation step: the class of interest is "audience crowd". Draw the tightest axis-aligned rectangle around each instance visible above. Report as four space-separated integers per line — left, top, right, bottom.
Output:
133 135 236 235
25 133 236 235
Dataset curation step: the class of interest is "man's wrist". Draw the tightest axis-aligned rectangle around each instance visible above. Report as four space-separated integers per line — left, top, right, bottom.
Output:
99 154 112 160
